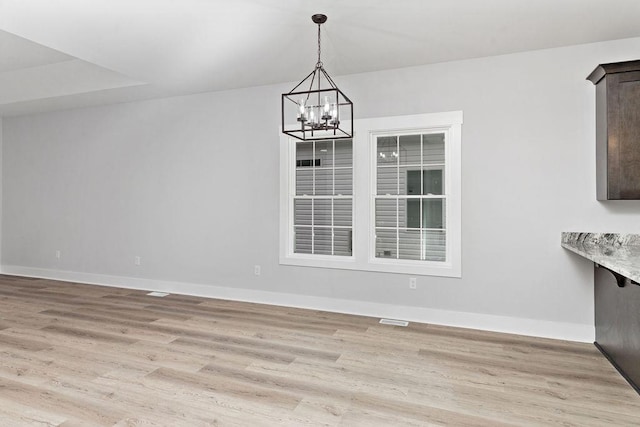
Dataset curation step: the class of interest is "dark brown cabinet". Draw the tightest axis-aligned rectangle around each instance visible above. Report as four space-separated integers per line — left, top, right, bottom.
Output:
594 265 640 393
587 60 640 200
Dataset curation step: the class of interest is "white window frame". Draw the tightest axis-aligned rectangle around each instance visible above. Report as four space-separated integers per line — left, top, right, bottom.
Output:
280 111 462 277
279 134 356 269
290 139 355 258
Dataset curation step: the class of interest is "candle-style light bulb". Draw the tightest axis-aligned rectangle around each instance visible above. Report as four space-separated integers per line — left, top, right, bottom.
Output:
297 99 306 122
330 104 338 126
322 97 332 121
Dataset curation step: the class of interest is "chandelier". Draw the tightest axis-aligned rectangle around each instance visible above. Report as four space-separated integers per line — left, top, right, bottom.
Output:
281 14 353 141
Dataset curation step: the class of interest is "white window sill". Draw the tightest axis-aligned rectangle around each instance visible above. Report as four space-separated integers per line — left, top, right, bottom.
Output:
280 254 460 278
279 254 356 270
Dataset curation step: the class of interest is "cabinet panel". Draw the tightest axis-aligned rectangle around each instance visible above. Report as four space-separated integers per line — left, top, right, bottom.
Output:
618 78 640 198
594 266 640 392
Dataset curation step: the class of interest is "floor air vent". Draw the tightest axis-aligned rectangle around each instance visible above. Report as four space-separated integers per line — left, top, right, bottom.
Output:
379 318 409 327
147 291 170 297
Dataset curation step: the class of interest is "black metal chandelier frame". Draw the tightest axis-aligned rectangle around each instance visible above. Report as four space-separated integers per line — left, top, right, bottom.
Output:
281 14 353 142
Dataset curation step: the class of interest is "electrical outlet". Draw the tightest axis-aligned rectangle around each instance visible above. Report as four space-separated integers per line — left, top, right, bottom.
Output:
55 250 61 259
135 256 141 266
254 265 261 276
409 277 417 289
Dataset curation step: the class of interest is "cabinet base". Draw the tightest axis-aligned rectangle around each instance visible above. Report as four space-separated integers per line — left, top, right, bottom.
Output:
594 341 640 396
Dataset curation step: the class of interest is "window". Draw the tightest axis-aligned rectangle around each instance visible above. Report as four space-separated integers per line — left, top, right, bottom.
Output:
374 133 446 262
293 139 353 256
280 111 461 277
406 169 443 229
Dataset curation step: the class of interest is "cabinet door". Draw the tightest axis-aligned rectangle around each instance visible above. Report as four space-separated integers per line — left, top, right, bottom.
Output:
594 266 640 389
607 71 640 199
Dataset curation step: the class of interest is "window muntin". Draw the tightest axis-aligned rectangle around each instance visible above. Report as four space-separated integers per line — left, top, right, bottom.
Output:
293 139 353 256
374 132 446 262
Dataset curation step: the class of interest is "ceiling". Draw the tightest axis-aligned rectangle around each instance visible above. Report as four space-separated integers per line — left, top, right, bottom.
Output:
1 0 640 116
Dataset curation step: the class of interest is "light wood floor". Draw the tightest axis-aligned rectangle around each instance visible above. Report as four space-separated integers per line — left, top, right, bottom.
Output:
0 275 639 426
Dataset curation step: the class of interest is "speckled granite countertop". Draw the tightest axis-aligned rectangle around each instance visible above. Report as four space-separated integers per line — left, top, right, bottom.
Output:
562 232 640 283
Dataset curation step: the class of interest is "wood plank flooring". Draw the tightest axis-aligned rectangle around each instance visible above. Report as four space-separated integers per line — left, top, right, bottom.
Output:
0 275 639 426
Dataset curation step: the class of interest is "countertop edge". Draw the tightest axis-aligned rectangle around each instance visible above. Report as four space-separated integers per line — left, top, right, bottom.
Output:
561 232 640 284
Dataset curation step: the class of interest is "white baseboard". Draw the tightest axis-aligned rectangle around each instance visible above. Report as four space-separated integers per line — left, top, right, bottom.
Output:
1 265 594 343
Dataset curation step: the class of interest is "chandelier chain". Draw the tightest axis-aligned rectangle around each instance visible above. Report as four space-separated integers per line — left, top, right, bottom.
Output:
316 23 323 68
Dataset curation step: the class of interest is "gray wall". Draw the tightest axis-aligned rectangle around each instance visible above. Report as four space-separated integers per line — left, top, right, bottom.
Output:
0 116 2 264
3 37 640 340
